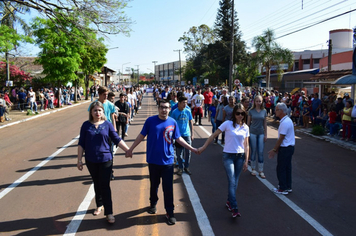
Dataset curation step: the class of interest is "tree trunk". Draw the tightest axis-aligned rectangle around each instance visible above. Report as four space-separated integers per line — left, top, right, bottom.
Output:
85 75 89 100
57 81 61 108
74 80 78 103
266 68 271 89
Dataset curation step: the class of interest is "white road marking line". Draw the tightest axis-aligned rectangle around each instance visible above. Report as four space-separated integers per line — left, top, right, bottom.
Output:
63 184 95 236
198 125 333 236
182 175 215 236
0 135 80 200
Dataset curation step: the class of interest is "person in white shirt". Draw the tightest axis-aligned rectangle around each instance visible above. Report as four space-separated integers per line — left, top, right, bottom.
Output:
198 103 250 218
28 87 38 113
192 88 204 125
185 88 193 108
268 102 295 195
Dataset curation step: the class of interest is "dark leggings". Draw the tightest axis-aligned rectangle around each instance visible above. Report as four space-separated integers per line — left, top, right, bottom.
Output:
86 160 113 215
116 121 126 140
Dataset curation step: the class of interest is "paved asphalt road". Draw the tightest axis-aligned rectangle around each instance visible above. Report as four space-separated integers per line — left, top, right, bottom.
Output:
0 94 355 236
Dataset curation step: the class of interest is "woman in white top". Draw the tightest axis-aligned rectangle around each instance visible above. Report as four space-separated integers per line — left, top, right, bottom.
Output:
199 103 250 218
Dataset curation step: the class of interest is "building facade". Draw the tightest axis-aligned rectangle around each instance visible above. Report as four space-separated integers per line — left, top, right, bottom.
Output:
154 60 186 85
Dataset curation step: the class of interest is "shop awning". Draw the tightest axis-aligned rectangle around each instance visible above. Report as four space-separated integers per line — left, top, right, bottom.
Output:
332 74 356 85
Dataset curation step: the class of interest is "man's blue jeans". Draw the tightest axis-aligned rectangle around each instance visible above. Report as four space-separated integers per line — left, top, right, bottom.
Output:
30 101 37 112
204 104 210 118
177 136 191 169
210 117 217 134
277 146 294 191
223 152 245 210
249 133 265 172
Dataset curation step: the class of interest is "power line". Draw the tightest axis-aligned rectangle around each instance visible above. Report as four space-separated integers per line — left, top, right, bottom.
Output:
275 8 356 39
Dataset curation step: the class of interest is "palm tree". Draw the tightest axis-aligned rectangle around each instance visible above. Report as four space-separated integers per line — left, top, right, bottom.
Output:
252 29 293 89
1 1 31 83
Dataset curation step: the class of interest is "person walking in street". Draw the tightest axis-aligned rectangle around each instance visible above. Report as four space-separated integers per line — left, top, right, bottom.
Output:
77 101 130 224
203 87 213 118
192 88 204 125
198 103 250 218
247 95 267 179
268 103 295 195
114 93 130 140
171 96 194 176
215 96 228 144
126 99 199 225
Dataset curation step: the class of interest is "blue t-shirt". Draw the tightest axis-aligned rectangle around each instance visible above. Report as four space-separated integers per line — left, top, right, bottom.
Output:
88 100 115 122
78 120 122 163
171 108 193 137
312 98 321 111
140 115 181 165
209 105 217 118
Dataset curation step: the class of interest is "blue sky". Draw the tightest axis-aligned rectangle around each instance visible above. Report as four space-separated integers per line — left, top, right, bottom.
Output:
22 0 356 74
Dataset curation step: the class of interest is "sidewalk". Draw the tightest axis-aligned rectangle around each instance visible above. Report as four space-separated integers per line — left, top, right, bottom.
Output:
0 99 91 130
267 116 356 152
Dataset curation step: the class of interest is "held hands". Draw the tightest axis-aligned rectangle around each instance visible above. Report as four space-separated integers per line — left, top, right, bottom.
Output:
125 149 133 158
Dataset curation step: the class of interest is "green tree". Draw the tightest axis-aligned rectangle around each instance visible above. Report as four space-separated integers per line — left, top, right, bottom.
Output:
178 24 216 60
252 29 293 88
32 15 86 105
8 0 132 35
213 0 247 84
79 35 108 100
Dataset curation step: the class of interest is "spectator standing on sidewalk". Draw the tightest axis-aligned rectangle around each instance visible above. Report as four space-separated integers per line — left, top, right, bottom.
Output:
17 88 27 112
198 103 250 218
171 96 194 176
247 95 267 179
28 87 38 114
268 103 295 195
203 87 213 118
77 101 130 224
126 99 199 225
341 101 353 141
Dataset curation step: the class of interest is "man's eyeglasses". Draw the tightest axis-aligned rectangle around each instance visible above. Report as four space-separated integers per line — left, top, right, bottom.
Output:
159 106 170 110
235 112 245 116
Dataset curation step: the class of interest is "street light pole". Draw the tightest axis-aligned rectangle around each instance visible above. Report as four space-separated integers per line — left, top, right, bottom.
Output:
135 65 140 85
104 47 119 86
173 50 182 85
228 0 234 92
121 62 130 84
152 61 158 84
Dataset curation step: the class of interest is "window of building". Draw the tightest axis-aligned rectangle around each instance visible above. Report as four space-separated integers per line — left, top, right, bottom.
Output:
294 62 299 70
313 59 320 64
303 59 310 64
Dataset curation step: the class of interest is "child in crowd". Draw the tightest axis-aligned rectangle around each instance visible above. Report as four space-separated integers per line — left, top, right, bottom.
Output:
302 103 310 128
265 98 272 116
328 107 337 136
291 107 300 126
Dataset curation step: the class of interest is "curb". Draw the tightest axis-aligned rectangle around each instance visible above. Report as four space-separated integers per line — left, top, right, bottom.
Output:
295 128 356 152
0 100 91 130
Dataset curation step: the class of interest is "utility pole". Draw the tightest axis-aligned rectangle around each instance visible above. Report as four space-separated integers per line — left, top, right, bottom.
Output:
228 0 235 92
152 61 158 83
328 39 332 71
174 50 182 85
5 52 10 85
135 65 140 85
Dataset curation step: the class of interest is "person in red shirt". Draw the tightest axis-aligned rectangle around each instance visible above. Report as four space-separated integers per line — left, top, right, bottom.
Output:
328 107 338 136
203 87 214 118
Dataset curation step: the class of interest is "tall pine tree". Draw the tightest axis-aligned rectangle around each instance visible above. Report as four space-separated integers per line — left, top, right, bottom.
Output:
212 0 247 84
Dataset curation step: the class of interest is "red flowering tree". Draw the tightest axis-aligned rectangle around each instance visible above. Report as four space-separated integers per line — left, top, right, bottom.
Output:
0 61 32 87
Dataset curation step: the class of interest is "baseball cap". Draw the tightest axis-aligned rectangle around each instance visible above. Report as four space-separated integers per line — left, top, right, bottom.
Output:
345 93 349 96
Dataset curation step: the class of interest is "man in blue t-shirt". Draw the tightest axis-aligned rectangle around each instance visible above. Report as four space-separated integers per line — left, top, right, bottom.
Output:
311 93 322 124
126 99 198 225
171 96 194 176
